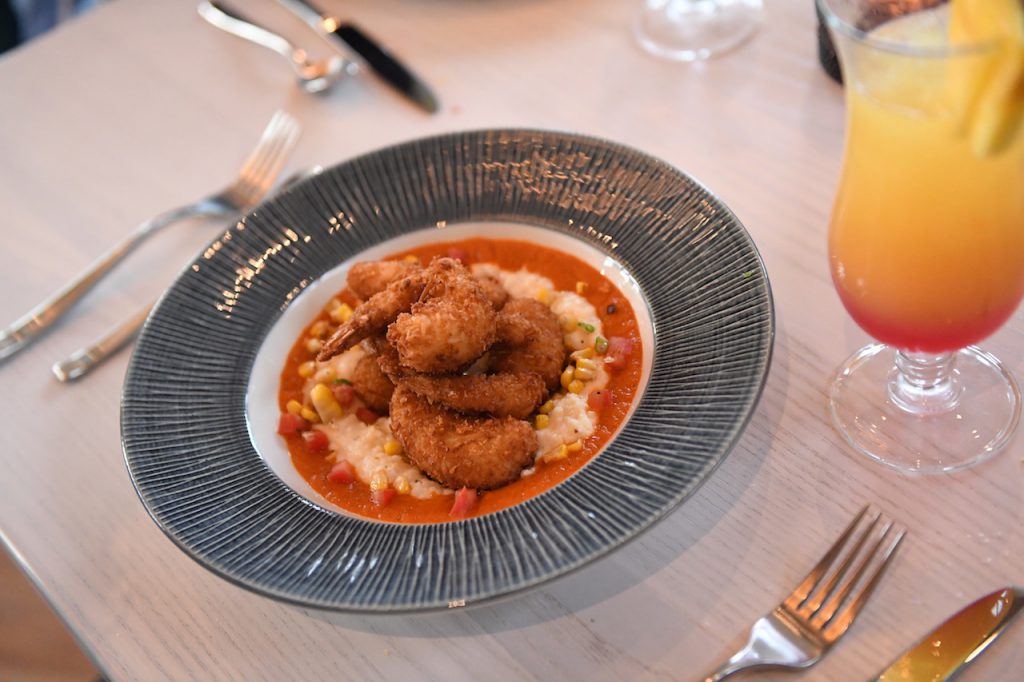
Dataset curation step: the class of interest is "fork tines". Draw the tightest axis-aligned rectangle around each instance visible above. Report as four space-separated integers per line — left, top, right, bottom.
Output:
782 504 906 642
228 110 302 208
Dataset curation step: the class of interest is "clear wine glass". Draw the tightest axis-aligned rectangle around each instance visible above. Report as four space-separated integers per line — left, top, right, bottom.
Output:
820 0 1024 473
634 0 763 62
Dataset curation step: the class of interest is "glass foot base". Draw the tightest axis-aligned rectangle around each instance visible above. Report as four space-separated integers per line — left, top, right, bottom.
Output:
829 344 1021 474
634 0 762 62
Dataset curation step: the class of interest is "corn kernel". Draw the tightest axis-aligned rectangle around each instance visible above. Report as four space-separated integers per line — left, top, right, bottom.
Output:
286 399 303 415
383 439 403 456
306 338 323 354
559 316 578 333
539 400 555 415
370 470 389 492
545 444 568 463
575 356 598 369
534 414 550 429
568 379 585 394
310 320 330 338
402 254 420 264
571 347 595 360
536 288 553 305
300 406 320 423
574 366 596 381
394 476 411 495
330 302 354 324
311 383 343 422
575 281 588 294
324 298 342 314
567 440 583 452
298 361 316 378
560 366 575 390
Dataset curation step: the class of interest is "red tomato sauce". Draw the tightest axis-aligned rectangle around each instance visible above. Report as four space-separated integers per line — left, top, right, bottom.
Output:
278 237 643 523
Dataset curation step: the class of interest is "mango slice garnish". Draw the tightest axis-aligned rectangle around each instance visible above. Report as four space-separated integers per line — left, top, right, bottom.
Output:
949 0 1024 156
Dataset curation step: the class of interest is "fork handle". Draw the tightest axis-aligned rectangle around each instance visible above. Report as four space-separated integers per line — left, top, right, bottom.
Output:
52 303 153 382
0 204 211 363
200 1 299 65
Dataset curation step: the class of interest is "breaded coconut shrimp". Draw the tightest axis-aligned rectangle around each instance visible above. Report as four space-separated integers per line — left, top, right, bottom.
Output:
388 385 537 490
399 372 547 420
346 260 420 300
473 273 509 311
386 259 497 374
374 323 547 419
350 342 395 413
348 259 508 310
317 264 434 361
491 298 567 391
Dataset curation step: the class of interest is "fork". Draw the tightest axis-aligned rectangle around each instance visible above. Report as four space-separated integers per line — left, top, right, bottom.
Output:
703 505 906 681
50 165 325 383
0 110 301 363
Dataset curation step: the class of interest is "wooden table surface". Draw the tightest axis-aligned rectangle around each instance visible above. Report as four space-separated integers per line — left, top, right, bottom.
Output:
1 1 1021 680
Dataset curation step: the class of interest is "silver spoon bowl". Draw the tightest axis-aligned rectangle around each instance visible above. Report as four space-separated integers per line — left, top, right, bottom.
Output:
198 1 357 94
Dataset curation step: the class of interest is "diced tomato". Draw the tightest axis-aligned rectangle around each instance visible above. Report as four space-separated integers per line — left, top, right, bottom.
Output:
446 247 469 264
277 412 308 436
372 488 397 507
327 460 355 484
356 407 379 424
449 487 478 519
605 336 635 371
303 429 330 453
331 383 355 406
587 389 614 411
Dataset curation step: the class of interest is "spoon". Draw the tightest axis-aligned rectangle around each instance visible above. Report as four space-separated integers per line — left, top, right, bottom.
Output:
52 165 325 383
198 1 357 94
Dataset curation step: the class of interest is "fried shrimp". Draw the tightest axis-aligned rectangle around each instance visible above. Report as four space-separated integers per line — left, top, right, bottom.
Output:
319 258 498 367
399 372 547 419
318 263 435 361
350 343 395 413
491 298 567 391
389 385 537 490
474 273 509 311
387 259 497 374
348 258 508 311
347 260 420 300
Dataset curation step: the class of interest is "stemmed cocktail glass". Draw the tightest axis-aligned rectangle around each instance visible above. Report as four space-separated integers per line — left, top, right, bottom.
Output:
634 0 762 62
819 0 1024 473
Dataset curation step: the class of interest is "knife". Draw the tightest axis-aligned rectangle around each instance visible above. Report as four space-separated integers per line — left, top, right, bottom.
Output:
276 0 439 113
874 587 1024 681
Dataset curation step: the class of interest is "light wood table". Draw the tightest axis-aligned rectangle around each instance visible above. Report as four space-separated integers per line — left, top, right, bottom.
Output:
1 1 1022 679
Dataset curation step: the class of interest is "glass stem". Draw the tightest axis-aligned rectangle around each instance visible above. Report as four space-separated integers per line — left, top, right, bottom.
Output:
887 350 962 416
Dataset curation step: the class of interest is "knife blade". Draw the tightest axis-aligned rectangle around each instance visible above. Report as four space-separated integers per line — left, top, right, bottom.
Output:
874 587 1024 681
276 0 439 113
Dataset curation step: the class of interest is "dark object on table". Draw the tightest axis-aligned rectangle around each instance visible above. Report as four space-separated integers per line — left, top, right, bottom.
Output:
277 0 439 113
816 3 842 84
0 0 19 53
817 0 949 85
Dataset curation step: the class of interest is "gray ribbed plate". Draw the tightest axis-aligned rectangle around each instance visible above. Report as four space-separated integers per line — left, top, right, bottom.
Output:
121 129 774 613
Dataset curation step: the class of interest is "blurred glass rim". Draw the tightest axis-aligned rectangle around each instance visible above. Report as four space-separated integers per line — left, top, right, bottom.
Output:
815 0 998 59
